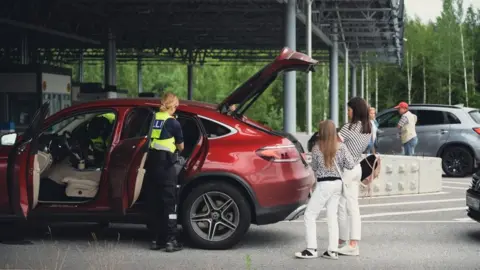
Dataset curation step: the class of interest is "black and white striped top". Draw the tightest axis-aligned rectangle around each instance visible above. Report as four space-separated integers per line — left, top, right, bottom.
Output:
311 143 356 178
338 121 372 164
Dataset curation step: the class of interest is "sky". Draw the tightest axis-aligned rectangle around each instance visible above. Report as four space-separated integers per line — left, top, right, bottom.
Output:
404 0 480 23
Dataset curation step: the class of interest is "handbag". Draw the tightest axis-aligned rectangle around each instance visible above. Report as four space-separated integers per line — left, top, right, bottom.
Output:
359 154 381 196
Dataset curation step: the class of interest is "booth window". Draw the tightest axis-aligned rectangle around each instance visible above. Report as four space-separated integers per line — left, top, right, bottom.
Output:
8 94 39 128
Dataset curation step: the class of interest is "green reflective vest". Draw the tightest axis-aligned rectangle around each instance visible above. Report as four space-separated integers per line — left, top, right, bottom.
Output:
150 111 176 153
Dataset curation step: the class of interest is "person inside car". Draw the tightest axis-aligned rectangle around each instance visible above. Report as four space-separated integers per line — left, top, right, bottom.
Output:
145 92 184 252
84 115 113 167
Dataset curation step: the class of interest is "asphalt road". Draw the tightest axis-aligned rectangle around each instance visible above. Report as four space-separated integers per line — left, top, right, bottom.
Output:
1 177 479 270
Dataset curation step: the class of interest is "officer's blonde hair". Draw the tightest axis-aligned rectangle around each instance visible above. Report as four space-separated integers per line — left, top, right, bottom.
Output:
159 92 179 112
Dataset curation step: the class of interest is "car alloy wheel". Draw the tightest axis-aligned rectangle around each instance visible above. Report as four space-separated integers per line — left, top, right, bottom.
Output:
181 181 251 250
442 146 473 177
190 191 240 242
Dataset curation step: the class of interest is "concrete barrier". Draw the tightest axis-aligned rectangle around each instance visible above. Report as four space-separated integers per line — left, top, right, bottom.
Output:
293 132 442 197
362 155 442 197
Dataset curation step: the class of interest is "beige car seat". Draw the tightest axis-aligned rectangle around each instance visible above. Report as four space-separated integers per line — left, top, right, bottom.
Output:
33 151 54 208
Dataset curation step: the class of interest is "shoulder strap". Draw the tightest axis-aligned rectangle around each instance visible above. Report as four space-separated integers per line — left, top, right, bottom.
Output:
334 160 343 180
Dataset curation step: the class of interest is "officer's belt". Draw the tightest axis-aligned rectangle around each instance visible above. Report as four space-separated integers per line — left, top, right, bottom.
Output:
151 142 172 152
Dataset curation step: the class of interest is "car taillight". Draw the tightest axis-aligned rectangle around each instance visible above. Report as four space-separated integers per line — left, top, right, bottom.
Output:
256 145 300 162
473 128 480 135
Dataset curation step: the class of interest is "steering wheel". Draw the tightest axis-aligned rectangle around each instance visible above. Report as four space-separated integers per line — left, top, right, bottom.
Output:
61 131 84 162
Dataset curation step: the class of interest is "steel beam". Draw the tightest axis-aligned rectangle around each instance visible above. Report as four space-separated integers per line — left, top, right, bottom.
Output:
360 64 365 98
321 8 392 12
137 57 143 93
329 22 339 127
342 32 395 37
78 51 84 83
350 66 357 97
284 0 297 133
104 32 117 87
21 36 29 65
296 11 353 66
306 0 313 135
187 64 194 100
0 18 101 45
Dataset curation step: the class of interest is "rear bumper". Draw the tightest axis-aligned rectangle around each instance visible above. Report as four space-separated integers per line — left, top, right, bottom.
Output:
467 189 480 223
255 202 306 225
254 176 313 225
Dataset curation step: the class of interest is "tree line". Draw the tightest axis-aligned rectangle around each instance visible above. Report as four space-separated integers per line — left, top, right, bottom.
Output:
71 0 480 132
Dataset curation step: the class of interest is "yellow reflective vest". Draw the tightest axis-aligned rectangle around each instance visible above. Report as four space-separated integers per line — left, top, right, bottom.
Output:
149 111 176 153
91 113 115 152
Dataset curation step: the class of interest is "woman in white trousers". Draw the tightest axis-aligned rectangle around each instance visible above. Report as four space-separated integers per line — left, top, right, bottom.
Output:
336 97 373 256
295 120 356 260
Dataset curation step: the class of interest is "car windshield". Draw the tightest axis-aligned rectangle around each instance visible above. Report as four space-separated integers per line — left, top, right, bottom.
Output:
45 115 85 134
469 110 480 124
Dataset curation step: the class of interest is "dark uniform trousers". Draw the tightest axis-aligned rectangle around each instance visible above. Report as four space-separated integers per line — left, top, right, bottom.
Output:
145 149 178 242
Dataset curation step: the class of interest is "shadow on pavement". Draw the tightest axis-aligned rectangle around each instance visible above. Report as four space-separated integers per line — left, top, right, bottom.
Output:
0 222 294 250
465 229 480 243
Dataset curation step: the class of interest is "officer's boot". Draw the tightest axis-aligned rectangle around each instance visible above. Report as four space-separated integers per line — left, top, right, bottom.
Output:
149 232 165 250
165 236 183 252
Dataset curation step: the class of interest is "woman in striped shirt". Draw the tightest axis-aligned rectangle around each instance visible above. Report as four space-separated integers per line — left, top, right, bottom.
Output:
336 97 372 257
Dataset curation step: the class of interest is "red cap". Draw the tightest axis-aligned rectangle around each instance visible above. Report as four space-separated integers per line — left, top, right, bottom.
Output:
394 101 408 109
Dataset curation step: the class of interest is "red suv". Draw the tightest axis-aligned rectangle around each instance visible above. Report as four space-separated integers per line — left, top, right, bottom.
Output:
0 48 316 250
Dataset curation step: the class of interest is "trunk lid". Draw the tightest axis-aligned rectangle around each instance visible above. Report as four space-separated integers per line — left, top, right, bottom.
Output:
217 47 318 114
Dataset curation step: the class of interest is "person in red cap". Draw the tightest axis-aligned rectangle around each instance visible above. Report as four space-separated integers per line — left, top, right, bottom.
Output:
395 101 418 155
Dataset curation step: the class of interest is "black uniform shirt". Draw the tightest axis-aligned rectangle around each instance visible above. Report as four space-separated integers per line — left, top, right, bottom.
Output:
159 118 184 144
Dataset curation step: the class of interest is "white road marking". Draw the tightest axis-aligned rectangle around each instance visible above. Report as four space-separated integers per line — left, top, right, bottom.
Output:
443 186 467 190
359 191 448 200
360 207 466 218
453 217 473 222
442 181 470 186
359 198 464 208
284 220 475 223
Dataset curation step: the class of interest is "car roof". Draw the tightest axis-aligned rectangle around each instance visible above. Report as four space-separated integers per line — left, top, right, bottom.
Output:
380 104 478 114
67 98 218 115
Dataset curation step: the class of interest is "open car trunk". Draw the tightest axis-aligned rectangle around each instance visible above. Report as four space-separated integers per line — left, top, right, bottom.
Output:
215 48 318 168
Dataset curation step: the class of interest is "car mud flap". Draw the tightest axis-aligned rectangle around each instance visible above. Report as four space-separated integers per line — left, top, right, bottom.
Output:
285 204 307 221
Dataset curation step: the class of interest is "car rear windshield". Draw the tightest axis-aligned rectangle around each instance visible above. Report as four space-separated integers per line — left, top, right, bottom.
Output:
469 110 480 124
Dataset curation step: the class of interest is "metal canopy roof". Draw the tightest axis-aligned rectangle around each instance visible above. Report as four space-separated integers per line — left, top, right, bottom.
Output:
0 0 404 66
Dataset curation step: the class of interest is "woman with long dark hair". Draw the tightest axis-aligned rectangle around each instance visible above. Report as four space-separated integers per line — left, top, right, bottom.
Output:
336 97 372 257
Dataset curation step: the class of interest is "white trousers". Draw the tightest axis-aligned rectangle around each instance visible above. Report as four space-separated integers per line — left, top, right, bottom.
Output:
338 164 362 241
304 180 343 251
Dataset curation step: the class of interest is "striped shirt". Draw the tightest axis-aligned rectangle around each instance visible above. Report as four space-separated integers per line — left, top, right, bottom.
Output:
338 121 372 163
311 143 356 178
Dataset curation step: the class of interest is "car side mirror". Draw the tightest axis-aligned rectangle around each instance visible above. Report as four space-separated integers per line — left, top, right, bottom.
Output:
1 133 17 146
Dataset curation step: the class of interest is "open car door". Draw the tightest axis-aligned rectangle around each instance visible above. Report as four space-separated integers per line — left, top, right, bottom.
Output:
217 47 318 115
178 115 209 185
7 102 50 218
107 107 155 213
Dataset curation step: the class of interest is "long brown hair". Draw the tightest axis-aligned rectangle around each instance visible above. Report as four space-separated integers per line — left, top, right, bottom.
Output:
317 120 338 169
347 97 371 134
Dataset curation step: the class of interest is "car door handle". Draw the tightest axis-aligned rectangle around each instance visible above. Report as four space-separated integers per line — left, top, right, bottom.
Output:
440 130 448 134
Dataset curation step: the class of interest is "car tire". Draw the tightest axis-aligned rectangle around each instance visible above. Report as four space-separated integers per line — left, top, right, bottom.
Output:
441 146 474 177
181 181 251 250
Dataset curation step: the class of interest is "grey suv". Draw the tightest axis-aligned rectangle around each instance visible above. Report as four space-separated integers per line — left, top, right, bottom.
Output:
376 104 480 177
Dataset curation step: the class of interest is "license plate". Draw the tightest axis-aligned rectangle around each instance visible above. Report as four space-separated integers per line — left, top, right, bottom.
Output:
466 195 480 211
